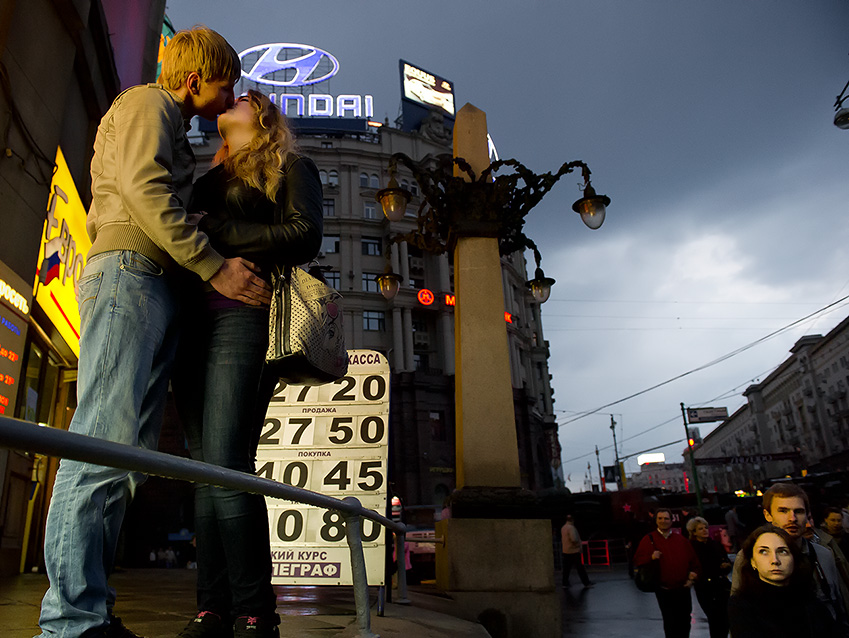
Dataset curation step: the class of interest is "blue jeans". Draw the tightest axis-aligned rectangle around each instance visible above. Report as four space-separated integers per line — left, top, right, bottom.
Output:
38 251 180 638
173 305 277 620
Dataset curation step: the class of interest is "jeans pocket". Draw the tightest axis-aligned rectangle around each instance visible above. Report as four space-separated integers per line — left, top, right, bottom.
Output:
121 252 164 278
77 271 103 328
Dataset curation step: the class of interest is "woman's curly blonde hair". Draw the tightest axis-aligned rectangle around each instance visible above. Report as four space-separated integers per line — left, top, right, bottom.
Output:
214 90 299 201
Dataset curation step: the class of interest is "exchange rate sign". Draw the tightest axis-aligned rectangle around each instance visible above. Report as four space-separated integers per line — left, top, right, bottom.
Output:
259 350 389 585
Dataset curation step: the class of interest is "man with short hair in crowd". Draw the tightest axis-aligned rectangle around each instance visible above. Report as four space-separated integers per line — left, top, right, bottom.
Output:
634 509 701 638
822 506 849 559
731 483 849 627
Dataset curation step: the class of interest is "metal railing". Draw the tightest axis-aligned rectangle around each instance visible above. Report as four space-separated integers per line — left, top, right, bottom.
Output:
0 416 409 638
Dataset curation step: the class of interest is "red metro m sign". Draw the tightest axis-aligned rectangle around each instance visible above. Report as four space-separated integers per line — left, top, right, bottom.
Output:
416 288 512 323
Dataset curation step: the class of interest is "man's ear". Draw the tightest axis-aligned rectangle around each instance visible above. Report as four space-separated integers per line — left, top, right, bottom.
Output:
763 508 773 523
186 71 201 95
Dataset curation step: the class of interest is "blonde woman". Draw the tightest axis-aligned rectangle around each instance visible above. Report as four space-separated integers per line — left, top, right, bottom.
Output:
173 90 323 638
686 517 731 638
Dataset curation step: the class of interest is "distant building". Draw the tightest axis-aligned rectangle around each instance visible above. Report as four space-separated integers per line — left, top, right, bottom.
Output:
691 315 849 492
627 462 689 492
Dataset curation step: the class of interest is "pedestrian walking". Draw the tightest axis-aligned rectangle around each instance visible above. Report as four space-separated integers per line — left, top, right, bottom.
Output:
687 516 731 638
561 515 594 588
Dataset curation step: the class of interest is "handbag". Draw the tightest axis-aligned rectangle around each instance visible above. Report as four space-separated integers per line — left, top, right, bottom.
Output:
635 533 661 593
265 263 348 385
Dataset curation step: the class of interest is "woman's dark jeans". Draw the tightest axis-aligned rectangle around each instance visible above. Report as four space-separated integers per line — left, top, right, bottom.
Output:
174 305 277 620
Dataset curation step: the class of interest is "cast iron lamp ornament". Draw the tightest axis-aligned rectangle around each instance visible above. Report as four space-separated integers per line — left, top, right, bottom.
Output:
834 74 849 130
376 152 610 302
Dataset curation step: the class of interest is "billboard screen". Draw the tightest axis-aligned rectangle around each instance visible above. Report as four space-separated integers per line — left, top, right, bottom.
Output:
400 60 455 117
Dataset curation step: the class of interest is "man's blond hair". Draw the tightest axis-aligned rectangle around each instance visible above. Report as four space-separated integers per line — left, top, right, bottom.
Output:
157 26 240 90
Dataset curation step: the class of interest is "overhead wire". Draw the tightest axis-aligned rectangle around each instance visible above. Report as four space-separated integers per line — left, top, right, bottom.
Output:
557 293 849 427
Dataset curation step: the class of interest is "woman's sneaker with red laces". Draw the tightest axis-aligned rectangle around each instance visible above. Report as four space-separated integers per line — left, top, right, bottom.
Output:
233 615 279 638
177 611 233 638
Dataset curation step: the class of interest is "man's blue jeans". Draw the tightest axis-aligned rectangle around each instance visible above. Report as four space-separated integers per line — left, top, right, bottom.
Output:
38 250 179 638
173 305 277 620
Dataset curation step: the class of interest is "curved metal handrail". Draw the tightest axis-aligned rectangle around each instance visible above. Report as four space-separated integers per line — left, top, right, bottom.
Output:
0 416 408 638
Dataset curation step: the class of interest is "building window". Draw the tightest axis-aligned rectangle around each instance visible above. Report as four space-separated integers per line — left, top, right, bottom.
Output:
322 198 335 217
321 141 333 149
370 174 380 188
410 181 419 197
362 272 380 293
322 235 340 254
319 170 328 185
328 170 339 187
430 411 446 441
324 270 340 288
363 202 377 219
359 172 369 188
361 236 381 256
363 311 385 331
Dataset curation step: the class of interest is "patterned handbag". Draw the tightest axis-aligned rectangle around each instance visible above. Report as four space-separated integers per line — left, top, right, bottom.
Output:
266 264 348 385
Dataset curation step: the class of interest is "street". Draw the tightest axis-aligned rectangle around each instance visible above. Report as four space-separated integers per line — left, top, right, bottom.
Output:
560 565 711 637
1 564 716 637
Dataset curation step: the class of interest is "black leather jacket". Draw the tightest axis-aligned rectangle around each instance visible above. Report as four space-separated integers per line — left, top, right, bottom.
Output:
189 154 323 279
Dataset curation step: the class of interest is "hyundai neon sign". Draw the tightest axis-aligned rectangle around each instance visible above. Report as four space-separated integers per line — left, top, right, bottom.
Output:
239 43 373 119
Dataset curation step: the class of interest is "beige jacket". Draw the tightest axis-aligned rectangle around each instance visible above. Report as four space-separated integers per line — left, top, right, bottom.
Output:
87 84 223 280
561 521 582 554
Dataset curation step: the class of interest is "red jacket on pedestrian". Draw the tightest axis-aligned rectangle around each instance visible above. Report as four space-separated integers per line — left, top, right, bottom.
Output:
634 530 702 589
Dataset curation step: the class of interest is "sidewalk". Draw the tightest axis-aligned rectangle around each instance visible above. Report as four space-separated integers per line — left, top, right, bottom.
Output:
0 569 490 638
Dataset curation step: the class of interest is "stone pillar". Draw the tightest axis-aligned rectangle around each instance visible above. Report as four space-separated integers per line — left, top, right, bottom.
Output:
436 103 559 638
452 104 520 488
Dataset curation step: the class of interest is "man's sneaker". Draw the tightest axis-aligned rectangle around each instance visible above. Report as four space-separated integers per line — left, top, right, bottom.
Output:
177 611 233 638
233 616 279 638
105 615 145 638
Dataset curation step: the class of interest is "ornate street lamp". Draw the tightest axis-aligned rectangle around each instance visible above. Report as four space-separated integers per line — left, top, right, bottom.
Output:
376 153 610 302
375 269 403 300
375 170 411 222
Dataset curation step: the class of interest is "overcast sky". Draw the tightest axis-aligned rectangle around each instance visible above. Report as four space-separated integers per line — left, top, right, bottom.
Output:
165 1 849 492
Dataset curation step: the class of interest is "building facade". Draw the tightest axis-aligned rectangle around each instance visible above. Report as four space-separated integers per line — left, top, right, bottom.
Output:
691 315 849 493
627 461 689 492
191 108 563 526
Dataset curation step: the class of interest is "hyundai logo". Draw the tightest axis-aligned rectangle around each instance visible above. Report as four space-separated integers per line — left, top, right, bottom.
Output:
239 43 339 87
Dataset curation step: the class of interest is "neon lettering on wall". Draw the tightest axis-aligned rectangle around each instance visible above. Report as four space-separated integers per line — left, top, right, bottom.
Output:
417 289 435 306
0 279 28 315
239 43 375 119
416 289 514 323
33 146 92 357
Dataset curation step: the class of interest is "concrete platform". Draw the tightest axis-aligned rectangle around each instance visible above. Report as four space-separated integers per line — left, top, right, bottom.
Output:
0 568 490 638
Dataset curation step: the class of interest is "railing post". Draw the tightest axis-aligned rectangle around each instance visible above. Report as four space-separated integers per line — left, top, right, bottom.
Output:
342 497 379 638
394 530 411 604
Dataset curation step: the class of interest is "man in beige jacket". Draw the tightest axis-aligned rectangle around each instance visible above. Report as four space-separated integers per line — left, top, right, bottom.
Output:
561 515 594 588
36 27 270 638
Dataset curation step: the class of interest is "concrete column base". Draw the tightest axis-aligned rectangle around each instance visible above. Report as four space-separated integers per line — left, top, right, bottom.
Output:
435 518 560 637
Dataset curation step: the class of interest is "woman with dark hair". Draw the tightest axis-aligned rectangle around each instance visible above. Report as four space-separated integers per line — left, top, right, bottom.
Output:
729 524 836 637
686 517 731 638
173 89 323 638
